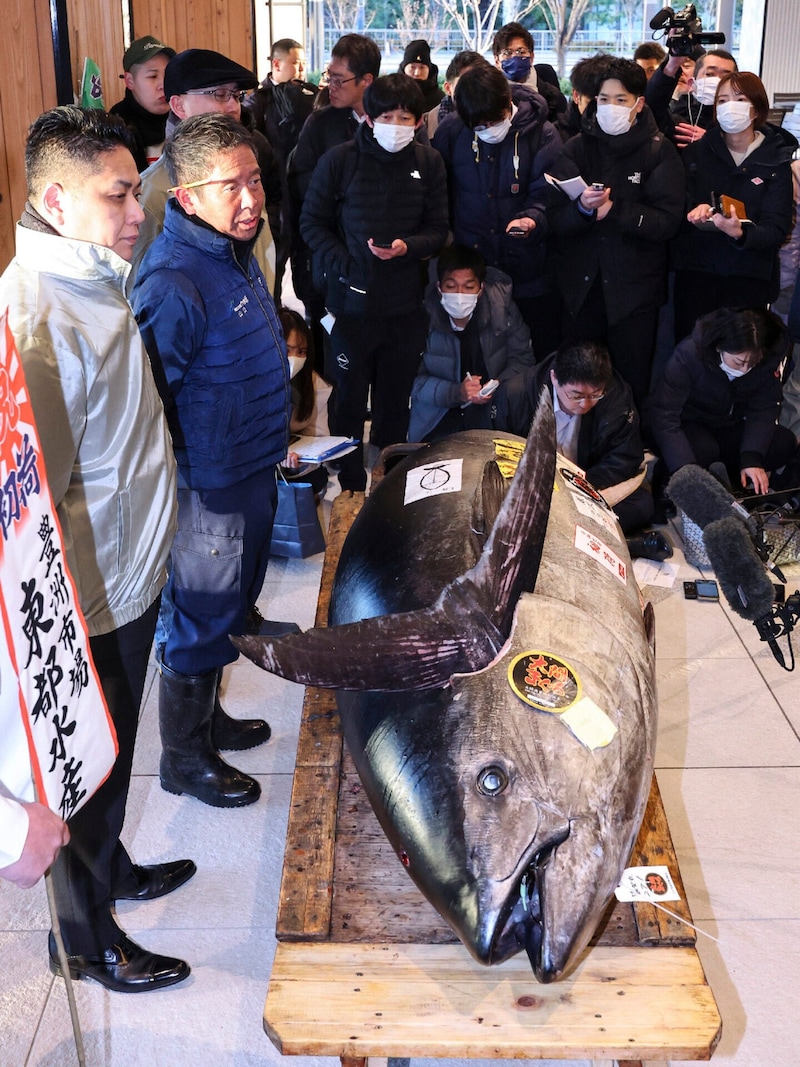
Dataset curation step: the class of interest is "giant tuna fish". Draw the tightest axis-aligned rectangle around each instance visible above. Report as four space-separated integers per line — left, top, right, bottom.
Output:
234 398 657 982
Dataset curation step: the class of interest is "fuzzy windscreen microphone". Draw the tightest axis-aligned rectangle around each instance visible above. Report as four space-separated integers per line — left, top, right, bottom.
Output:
702 516 775 621
668 465 754 531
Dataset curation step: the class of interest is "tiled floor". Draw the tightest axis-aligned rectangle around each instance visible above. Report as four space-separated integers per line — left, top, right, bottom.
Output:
1 493 798 1067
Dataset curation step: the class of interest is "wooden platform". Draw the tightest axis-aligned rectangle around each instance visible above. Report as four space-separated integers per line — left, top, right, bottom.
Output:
265 492 722 1066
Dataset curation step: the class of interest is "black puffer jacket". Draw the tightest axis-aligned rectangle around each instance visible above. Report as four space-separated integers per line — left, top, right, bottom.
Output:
645 321 788 473
300 121 449 318
547 104 685 324
432 88 562 298
672 123 796 283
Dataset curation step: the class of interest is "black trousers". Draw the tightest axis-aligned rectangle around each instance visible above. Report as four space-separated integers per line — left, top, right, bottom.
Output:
562 277 659 410
50 598 159 955
327 310 429 491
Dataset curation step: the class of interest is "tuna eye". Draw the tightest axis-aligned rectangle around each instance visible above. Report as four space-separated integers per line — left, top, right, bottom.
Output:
476 765 508 796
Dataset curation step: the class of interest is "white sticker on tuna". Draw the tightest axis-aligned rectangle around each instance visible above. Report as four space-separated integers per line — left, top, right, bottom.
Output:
572 494 621 541
561 696 618 749
615 865 681 903
404 458 463 505
574 524 627 584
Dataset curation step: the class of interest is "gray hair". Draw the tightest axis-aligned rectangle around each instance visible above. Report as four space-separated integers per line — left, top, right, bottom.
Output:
164 113 256 188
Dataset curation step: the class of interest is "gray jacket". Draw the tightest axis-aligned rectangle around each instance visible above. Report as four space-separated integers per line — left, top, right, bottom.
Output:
0 225 176 635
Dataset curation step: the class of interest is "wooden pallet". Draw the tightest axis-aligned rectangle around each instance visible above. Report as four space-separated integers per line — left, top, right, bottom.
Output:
265 491 721 1067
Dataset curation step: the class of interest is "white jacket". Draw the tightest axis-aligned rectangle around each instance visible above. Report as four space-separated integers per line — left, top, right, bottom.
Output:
0 224 177 636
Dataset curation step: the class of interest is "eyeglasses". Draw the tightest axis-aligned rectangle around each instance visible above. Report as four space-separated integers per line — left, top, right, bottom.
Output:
499 47 531 59
562 389 605 403
325 70 358 90
184 88 247 103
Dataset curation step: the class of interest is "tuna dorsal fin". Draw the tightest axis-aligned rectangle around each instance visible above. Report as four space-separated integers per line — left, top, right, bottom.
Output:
233 392 556 692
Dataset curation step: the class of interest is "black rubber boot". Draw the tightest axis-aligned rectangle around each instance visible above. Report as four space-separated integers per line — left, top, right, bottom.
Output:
210 670 271 752
158 663 261 808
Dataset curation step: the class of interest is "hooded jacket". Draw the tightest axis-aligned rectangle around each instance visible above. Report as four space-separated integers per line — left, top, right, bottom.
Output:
0 221 176 636
300 120 448 318
547 104 684 323
672 122 796 283
432 89 562 298
133 200 291 490
645 320 788 473
408 266 534 441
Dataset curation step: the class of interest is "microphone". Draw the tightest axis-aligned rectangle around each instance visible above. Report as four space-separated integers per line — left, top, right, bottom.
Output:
667 465 754 532
701 517 775 621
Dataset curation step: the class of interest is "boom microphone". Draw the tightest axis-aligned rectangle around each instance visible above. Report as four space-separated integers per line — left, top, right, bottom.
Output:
667 465 754 531
701 517 775 621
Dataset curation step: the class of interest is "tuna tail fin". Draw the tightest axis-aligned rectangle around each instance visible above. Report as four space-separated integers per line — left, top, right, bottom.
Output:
233 393 556 691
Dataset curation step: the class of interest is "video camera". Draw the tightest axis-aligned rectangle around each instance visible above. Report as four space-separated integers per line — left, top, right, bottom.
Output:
649 3 726 58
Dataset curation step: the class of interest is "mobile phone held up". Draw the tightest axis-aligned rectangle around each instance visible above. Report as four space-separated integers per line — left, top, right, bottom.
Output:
591 182 605 191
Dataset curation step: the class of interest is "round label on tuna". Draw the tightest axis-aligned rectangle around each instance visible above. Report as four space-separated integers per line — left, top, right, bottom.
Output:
508 651 580 712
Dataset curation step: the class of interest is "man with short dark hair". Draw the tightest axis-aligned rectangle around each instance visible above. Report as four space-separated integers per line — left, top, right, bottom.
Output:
547 58 684 405
433 63 563 359
0 105 191 992
646 48 737 147
301 74 448 490
423 50 488 139
499 340 671 558
110 34 176 170
492 21 564 122
633 41 666 80
246 37 318 164
555 52 615 141
287 33 381 315
133 114 297 810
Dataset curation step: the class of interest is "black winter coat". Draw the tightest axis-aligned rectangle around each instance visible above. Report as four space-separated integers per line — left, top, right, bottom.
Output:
645 323 787 473
245 76 318 165
299 121 449 318
432 89 562 298
498 353 645 490
547 105 685 324
672 123 796 284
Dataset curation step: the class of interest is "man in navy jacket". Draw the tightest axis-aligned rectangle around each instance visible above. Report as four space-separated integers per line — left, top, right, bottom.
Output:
133 114 297 810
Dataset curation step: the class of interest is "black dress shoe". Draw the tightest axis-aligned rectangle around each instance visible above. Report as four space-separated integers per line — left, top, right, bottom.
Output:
49 932 190 993
114 859 197 901
244 606 301 638
626 529 674 562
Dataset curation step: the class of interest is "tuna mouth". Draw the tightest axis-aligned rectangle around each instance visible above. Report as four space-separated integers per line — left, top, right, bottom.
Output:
490 825 570 982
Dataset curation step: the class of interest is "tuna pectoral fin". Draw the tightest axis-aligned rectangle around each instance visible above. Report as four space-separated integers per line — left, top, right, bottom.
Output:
232 579 505 691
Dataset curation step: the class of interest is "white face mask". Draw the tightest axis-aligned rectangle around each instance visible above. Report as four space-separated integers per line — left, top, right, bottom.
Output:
692 76 720 107
288 354 307 379
476 116 512 143
372 122 416 153
716 100 753 134
595 99 640 136
719 357 750 379
440 291 480 319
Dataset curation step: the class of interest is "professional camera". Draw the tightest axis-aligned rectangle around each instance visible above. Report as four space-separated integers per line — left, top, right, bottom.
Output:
649 4 726 57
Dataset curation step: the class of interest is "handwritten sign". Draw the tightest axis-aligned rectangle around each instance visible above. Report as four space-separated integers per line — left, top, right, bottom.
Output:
0 310 117 820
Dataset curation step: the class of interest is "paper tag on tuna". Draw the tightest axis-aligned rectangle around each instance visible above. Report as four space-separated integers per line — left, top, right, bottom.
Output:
404 458 463 505
572 494 621 542
574 524 627 584
615 865 680 903
561 697 617 749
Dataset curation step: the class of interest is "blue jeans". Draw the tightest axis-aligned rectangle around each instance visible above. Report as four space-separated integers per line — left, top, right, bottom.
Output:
160 468 278 676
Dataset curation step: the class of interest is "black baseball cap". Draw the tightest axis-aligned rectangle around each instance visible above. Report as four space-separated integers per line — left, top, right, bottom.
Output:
164 49 258 99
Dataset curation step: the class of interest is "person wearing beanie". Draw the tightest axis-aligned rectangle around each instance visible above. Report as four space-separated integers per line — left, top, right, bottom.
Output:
110 35 176 171
398 39 444 112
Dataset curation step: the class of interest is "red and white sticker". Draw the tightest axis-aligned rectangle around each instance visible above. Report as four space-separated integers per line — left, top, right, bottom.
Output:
574 524 627 585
